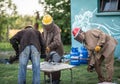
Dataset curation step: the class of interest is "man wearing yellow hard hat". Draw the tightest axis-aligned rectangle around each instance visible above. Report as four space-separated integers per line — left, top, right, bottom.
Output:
42 14 64 84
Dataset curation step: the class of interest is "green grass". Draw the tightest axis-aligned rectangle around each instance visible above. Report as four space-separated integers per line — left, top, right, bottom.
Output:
0 60 120 84
0 42 120 84
0 42 13 51
63 44 71 54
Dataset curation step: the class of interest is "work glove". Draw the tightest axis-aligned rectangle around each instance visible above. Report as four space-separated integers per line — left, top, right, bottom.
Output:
46 47 50 53
87 65 95 72
95 45 101 52
9 54 19 64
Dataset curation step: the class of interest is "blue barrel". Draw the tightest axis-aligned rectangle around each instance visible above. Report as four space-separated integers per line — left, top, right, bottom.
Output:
79 46 88 64
70 47 80 66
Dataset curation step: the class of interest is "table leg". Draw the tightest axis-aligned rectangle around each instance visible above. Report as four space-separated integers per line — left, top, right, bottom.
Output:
70 69 73 84
50 72 52 84
44 73 46 84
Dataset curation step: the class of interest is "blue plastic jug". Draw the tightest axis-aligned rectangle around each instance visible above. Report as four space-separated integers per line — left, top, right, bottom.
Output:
70 47 80 66
79 46 88 64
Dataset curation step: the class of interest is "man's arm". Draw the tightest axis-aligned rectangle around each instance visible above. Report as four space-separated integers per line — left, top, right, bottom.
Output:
9 31 21 63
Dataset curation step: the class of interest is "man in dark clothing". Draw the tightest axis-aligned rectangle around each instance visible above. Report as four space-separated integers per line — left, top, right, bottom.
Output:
10 25 46 84
42 14 64 84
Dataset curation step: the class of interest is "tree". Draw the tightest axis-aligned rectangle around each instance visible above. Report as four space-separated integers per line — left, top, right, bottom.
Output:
40 0 71 44
13 15 35 29
0 0 17 41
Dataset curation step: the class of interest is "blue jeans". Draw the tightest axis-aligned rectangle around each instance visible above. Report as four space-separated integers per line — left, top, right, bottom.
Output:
18 45 40 84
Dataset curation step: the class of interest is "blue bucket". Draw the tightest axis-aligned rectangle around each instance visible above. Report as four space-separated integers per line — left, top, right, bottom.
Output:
79 46 88 64
70 47 80 66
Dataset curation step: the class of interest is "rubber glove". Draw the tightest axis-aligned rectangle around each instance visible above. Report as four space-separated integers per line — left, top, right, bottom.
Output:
95 45 101 52
46 47 50 53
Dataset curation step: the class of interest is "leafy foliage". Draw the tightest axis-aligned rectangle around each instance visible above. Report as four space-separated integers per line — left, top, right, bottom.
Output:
0 0 17 41
40 0 71 44
12 15 35 29
0 0 38 42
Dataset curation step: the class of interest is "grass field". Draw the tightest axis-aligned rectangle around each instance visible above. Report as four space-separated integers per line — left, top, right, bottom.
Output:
0 60 120 84
0 42 120 84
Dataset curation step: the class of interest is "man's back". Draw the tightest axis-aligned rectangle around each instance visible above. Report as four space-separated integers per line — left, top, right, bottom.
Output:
10 27 45 54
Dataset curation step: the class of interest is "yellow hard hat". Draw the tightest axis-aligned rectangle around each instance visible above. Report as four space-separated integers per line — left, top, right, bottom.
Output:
42 14 53 25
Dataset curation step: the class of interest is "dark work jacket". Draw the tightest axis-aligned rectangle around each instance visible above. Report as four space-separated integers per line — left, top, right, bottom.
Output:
42 22 64 56
10 28 46 55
